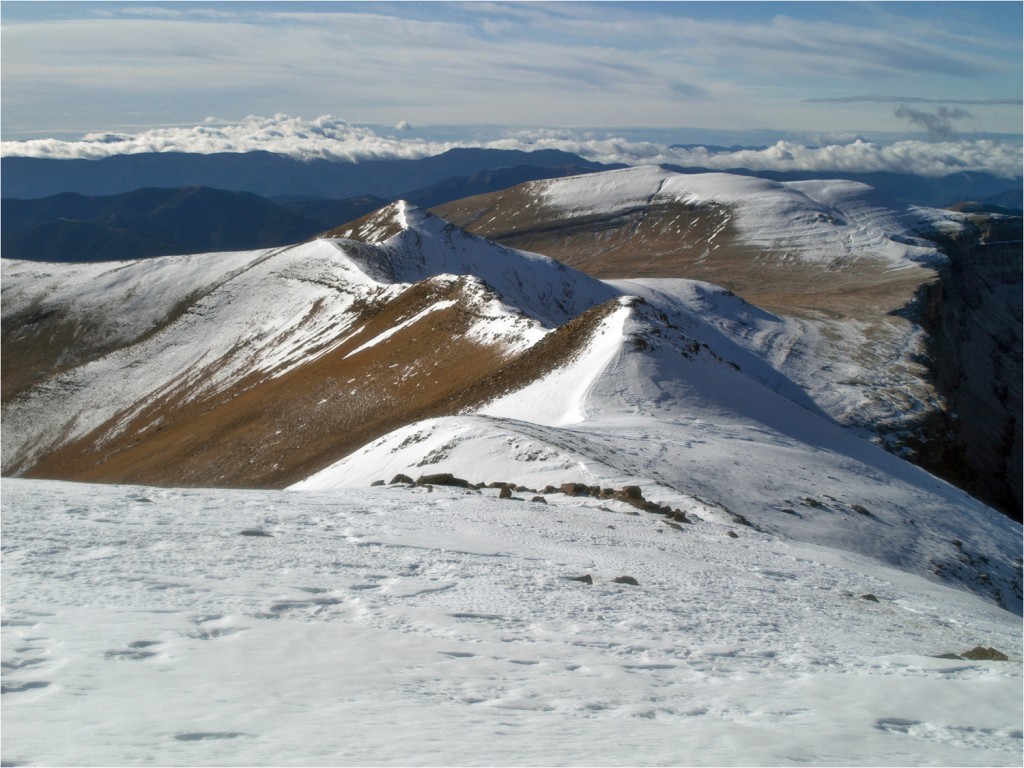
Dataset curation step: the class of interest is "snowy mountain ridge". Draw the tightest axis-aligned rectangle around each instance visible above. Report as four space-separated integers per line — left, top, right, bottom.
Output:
434 166 1023 518
2 171 1021 766
536 167 951 269
2 179 1020 614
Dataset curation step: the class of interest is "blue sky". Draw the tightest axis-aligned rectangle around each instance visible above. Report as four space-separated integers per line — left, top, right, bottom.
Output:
1 1 1021 142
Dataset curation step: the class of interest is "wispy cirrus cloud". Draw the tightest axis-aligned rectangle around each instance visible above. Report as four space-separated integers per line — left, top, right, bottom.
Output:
1 3 1020 138
806 96 1022 105
3 114 1020 179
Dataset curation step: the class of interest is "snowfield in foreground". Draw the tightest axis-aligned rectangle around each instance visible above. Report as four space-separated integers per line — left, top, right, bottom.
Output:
2 479 1020 767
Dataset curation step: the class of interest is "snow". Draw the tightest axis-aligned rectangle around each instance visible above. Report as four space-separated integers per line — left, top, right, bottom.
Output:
0 206 610 473
330 202 618 326
3 171 1021 766
3 478 1020 766
539 167 950 269
298 293 1021 615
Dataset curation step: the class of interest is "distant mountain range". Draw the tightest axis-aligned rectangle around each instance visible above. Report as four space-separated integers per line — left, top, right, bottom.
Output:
2 187 324 262
0 148 619 200
3 146 1019 209
2 152 618 262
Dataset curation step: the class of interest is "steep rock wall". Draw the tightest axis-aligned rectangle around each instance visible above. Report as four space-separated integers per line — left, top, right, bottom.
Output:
916 214 1022 519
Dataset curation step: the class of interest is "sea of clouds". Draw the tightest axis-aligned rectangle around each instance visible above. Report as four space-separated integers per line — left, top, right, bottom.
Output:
2 114 1020 179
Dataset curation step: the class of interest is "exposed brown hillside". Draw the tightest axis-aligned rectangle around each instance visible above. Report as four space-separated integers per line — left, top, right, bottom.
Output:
436 181 1022 520
18 277 498 487
432 184 935 323
16 276 618 489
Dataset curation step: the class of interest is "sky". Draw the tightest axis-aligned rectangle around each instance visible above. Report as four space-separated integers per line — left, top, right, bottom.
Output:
0 1 1021 175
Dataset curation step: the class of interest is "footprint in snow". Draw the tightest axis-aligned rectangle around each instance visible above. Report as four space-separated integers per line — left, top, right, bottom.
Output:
104 640 162 661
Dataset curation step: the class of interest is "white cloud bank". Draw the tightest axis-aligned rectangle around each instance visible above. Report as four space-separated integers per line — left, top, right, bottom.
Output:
2 114 1020 179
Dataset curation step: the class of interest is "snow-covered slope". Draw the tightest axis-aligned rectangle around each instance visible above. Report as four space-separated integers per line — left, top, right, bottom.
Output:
295 293 1022 614
3 478 1021 766
434 166 999 469
2 176 1021 766
1 203 614 487
4 188 1020 613
326 201 618 326
534 167 949 269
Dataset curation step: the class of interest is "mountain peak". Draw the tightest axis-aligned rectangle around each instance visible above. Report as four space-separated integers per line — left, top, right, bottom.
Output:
321 199 444 244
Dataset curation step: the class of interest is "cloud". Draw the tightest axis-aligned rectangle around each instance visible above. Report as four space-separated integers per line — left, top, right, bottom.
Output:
2 114 1020 179
3 4 1019 136
662 138 1022 179
806 96 1022 105
894 105 973 140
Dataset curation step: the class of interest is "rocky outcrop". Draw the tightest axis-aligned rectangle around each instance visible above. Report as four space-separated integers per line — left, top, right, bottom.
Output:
914 213 1022 520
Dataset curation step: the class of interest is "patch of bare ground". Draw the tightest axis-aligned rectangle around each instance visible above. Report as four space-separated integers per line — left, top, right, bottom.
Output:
19 278 614 489
422 297 623 416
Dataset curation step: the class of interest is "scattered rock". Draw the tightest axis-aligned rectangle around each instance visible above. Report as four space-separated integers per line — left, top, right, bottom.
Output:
498 486 512 499
239 529 273 538
933 653 964 660
962 646 1009 661
541 485 560 495
389 474 414 485
416 473 471 488
619 485 644 500
613 575 640 586
370 479 385 487
851 504 873 516
663 520 683 531
726 530 739 539
568 574 593 585
561 483 589 497
859 593 880 603
780 507 797 515
530 496 547 504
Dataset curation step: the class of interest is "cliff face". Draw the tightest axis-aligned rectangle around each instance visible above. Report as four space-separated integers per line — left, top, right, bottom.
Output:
916 214 1022 519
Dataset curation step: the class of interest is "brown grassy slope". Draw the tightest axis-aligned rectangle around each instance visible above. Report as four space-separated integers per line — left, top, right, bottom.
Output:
18 273 619 489
19 277 502 487
432 183 936 322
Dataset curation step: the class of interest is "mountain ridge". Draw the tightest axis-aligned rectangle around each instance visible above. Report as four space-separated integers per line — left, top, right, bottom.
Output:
0 148 616 200
2 183 1020 614
433 167 1022 518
